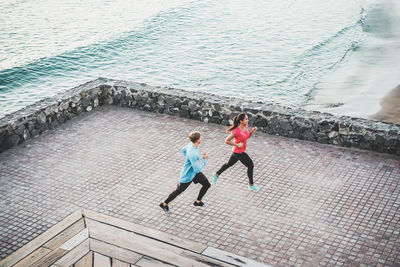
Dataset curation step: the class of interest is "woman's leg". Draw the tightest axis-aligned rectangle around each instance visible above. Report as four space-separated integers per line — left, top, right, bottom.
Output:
164 181 191 204
193 172 211 201
236 152 254 185
216 154 239 176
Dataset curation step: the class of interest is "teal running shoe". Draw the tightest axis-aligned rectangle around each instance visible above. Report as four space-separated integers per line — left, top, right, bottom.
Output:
212 173 219 184
248 184 260 192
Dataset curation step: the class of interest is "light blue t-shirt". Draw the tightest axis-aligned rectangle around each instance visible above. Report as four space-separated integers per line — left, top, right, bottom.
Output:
180 142 207 183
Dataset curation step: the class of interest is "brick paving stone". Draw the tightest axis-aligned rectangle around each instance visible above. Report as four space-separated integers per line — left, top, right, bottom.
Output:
0 105 399 266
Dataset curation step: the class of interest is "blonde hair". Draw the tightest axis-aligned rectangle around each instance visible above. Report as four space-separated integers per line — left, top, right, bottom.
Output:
188 131 201 143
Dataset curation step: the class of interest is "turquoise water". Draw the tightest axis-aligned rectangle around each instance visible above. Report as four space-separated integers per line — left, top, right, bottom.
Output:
1 0 399 119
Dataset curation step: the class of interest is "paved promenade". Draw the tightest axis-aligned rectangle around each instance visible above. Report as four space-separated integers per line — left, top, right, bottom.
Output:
0 105 399 266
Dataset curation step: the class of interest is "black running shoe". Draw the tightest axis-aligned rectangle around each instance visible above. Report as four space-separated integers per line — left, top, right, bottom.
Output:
193 201 205 207
159 203 169 213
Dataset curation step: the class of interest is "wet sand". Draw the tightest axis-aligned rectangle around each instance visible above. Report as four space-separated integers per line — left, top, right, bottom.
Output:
370 84 400 124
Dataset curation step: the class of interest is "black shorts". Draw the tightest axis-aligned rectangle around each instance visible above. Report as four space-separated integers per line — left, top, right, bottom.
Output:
191 172 208 184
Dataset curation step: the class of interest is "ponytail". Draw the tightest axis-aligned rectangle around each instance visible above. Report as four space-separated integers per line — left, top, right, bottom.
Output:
226 113 246 133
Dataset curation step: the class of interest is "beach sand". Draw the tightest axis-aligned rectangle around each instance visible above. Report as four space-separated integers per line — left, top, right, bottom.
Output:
370 84 400 124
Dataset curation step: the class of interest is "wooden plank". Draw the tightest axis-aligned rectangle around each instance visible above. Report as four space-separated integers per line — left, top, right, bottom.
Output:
13 247 52 267
86 219 183 255
93 252 111 267
52 238 89 266
135 256 175 267
86 219 210 267
83 209 206 253
16 228 89 266
112 258 130 267
90 239 142 264
30 248 68 267
0 209 83 267
43 218 85 250
202 247 269 267
180 250 236 267
74 251 93 267
59 228 89 250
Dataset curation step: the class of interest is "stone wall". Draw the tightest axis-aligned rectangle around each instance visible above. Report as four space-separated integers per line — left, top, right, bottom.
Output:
1 78 399 155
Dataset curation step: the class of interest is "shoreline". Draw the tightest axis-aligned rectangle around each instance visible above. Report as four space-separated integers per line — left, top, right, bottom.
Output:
370 84 400 125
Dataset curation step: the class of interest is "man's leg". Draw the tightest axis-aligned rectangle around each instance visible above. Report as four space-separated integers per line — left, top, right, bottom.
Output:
164 181 191 204
193 172 211 203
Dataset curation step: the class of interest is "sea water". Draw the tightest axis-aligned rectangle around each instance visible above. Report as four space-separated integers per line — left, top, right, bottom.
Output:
1 0 399 120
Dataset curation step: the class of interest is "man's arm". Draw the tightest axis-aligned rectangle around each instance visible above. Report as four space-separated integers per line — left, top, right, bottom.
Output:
188 149 207 173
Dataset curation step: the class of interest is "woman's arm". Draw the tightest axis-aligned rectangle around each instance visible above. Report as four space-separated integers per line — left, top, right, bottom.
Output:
249 126 258 138
225 132 242 147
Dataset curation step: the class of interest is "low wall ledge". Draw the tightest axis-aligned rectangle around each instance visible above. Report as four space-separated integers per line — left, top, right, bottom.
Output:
1 78 399 155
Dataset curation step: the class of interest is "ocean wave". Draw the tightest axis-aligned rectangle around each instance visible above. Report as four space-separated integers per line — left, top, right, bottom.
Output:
0 7 179 92
264 10 366 91
0 0 189 71
361 0 400 38
0 0 197 87
290 9 367 104
0 0 30 9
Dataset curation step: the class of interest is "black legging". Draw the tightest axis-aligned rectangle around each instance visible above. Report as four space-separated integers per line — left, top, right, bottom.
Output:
164 172 210 204
216 152 254 184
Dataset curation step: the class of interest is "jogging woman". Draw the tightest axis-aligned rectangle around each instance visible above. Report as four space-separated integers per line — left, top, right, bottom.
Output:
160 131 211 213
212 113 260 192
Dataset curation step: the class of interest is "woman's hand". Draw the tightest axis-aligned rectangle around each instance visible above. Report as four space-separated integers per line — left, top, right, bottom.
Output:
237 142 243 148
250 127 258 137
203 153 209 159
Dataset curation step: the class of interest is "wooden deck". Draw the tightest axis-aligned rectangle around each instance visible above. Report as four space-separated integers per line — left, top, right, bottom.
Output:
0 210 269 267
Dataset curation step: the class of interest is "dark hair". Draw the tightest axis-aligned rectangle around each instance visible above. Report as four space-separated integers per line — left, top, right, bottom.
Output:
188 131 201 143
226 113 246 133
